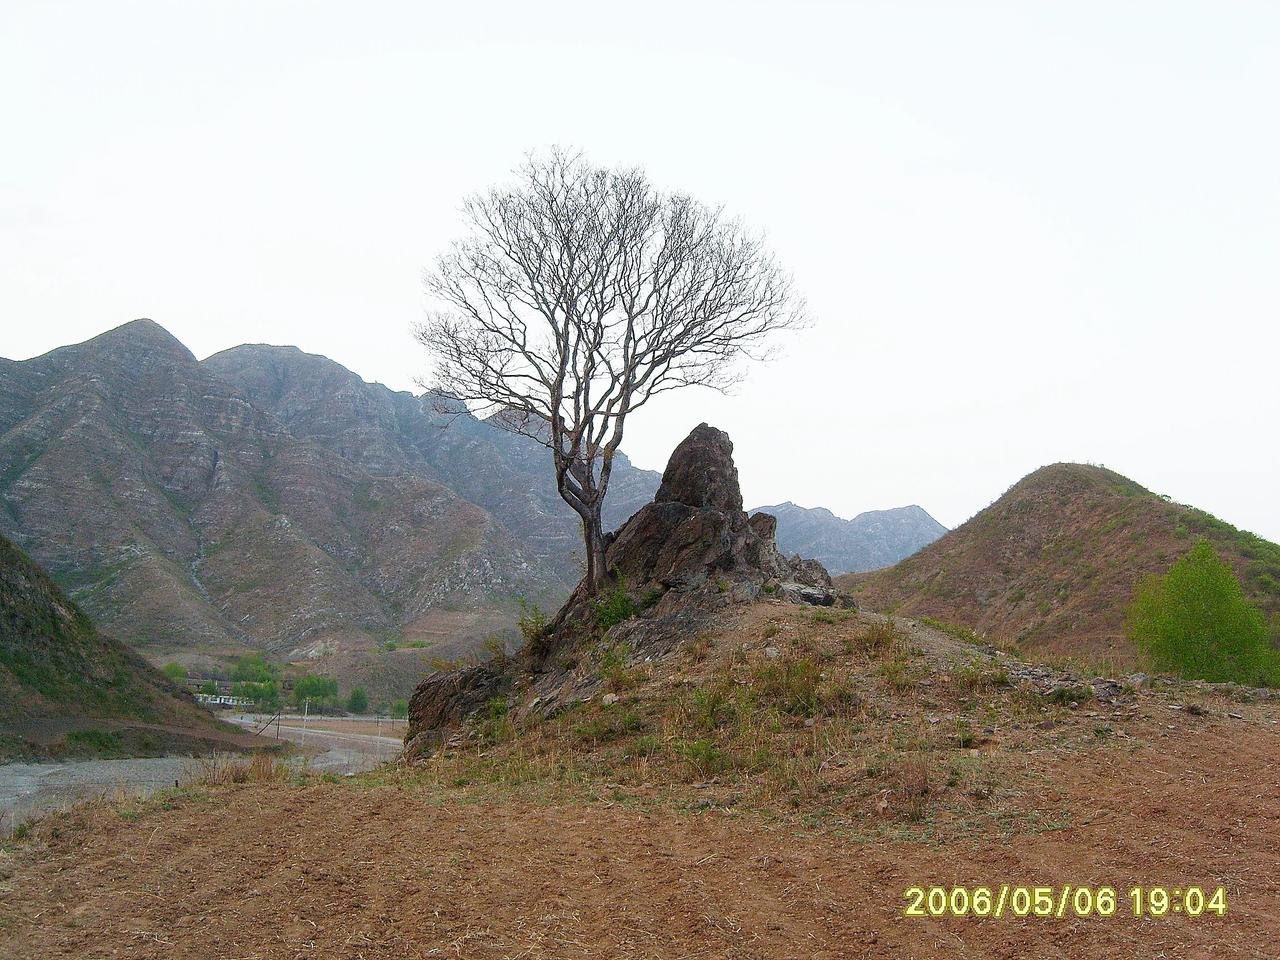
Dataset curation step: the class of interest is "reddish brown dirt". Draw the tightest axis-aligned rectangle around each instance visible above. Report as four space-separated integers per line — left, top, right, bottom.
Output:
2 717 1276 958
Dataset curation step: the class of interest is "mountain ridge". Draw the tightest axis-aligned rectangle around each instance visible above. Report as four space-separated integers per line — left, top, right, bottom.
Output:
751 501 946 574
2 319 946 696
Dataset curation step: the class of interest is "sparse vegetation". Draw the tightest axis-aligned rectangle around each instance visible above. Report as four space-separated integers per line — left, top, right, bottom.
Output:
517 600 550 647
593 577 637 631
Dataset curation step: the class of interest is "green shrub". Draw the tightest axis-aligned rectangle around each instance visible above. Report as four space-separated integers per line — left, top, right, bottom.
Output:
64 729 123 755
678 738 731 776
689 685 733 731
161 662 187 682
389 699 408 719
517 600 549 645
231 680 280 708
232 653 280 683
483 635 509 667
593 578 637 630
574 710 644 746
1127 539 1279 686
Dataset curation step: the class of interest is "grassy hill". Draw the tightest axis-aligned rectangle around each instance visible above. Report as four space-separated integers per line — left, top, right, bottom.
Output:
0 532 230 759
840 463 1280 668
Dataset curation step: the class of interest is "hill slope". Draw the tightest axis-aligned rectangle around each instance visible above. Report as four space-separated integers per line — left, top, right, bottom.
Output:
752 502 945 573
841 463 1280 665
0 532 225 758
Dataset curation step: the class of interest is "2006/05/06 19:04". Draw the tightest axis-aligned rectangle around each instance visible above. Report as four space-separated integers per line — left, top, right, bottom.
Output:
904 885 1228 919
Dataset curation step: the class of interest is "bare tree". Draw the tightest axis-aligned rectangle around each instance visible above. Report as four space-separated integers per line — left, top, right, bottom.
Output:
417 149 807 594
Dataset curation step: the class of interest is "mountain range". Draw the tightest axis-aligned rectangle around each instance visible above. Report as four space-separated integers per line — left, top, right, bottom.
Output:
751 501 946 574
841 463 1280 666
1 320 940 698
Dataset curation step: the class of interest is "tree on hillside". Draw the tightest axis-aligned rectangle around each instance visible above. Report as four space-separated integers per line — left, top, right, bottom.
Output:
1126 539 1278 686
417 149 807 593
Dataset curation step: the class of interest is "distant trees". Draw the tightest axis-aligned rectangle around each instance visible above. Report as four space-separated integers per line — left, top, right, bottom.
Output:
346 687 369 714
232 653 279 683
1127 539 1278 686
418 149 806 594
292 674 338 708
232 679 280 709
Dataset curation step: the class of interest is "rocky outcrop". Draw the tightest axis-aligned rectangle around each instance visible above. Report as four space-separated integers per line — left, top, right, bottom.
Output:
599 424 831 600
404 423 853 757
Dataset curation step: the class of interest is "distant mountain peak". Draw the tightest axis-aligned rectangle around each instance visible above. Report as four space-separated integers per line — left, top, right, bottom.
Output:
85 318 197 362
750 501 946 574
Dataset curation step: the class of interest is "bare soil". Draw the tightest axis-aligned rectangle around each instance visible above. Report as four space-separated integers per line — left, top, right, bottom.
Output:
1 709 1276 958
3 604 1277 958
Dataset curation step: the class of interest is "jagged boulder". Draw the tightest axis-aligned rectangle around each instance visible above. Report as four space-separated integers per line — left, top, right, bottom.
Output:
404 423 853 757
602 423 824 594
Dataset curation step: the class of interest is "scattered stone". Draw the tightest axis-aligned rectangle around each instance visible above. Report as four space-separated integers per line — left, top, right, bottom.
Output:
602 693 619 706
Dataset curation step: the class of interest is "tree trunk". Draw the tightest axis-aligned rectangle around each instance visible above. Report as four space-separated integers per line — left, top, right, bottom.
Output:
582 508 607 593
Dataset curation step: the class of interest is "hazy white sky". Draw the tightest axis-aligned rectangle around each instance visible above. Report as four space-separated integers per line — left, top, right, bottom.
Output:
3 1 1278 540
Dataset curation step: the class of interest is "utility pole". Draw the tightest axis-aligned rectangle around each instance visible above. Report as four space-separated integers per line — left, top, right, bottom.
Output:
301 697 310 748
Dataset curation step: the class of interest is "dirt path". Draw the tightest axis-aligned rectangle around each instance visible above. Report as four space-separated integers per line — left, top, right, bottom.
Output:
2 717 1276 959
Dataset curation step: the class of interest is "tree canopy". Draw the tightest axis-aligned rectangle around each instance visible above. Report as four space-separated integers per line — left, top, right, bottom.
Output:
418 149 806 591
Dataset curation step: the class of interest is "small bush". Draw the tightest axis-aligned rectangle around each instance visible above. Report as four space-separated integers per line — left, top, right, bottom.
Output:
624 734 663 759
678 739 731 777
593 578 637 631
162 662 187 682
689 685 733 731
517 600 549 646
846 619 905 657
483 635 510 667
950 662 1010 696
921 616 985 646
877 655 922 694
888 754 933 822
1127 539 1279 686
752 658 821 715
194 753 282 785
574 710 644 746
598 642 642 692
1046 684 1093 706
64 729 123 755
